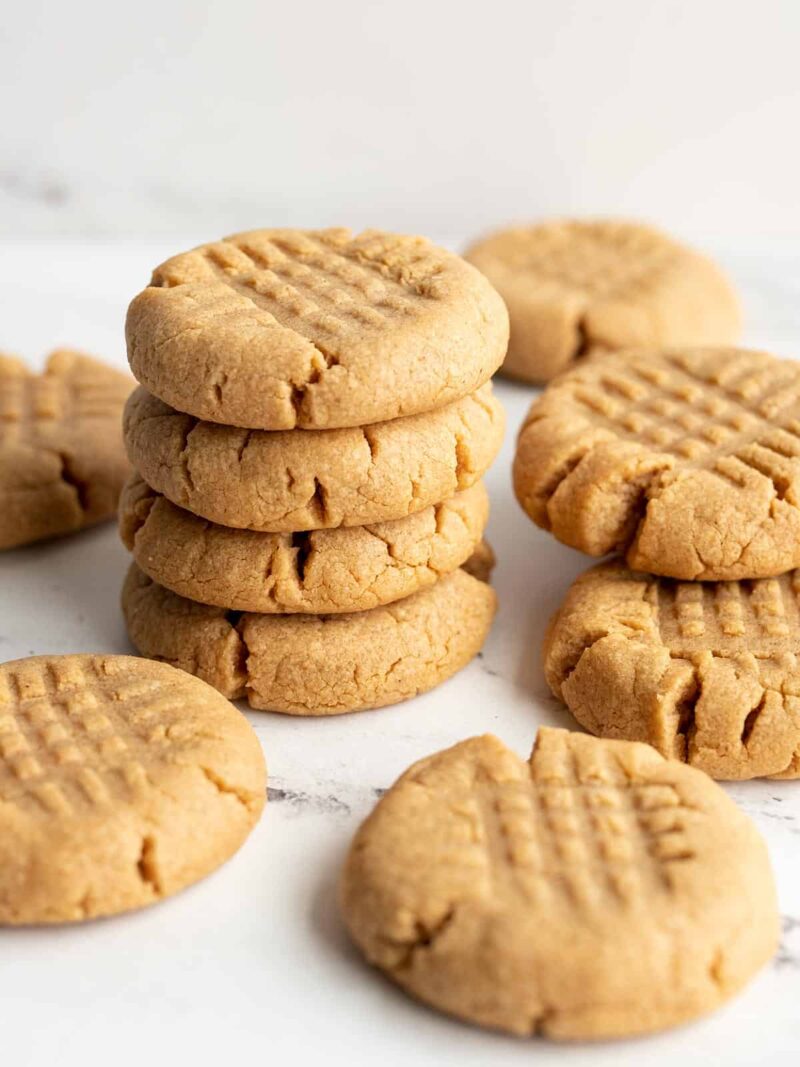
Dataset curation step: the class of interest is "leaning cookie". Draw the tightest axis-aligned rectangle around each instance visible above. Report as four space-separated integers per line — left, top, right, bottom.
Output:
515 345 800 580
126 227 508 430
465 219 739 382
544 559 800 780
0 350 132 549
340 727 778 1039
122 558 496 714
0 654 265 924
124 382 504 532
120 473 489 613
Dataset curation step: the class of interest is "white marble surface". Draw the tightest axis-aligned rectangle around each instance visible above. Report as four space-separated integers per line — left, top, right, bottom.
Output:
1 240 800 1065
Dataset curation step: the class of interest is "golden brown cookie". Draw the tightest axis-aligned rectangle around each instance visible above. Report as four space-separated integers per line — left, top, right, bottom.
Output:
340 727 778 1039
0 350 132 549
126 228 508 430
465 219 739 382
121 560 496 714
544 559 800 780
0 653 265 924
119 473 489 614
515 346 800 580
124 382 504 532
460 538 495 583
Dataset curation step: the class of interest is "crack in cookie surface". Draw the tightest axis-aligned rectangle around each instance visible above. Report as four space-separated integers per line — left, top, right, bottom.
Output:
515 347 800 579
544 560 800 779
126 228 508 430
340 728 777 1038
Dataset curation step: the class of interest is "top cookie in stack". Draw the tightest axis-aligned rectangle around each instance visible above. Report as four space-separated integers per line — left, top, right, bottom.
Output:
120 228 508 715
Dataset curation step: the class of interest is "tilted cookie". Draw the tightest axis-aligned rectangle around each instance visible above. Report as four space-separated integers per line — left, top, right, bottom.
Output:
465 219 739 382
120 473 489 614
122 559 496 715
0 654 265 924
515 346 800 579
340 727 777 1039
124 382 504 532
126 227 508 430
0 350 132 549
545 559 800 780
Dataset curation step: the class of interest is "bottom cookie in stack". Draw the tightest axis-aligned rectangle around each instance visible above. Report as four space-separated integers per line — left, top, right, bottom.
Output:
122 554 496 715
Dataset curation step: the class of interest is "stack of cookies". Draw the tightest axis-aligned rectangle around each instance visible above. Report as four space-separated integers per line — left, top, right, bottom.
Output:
515 344 800 780
119 228 508 715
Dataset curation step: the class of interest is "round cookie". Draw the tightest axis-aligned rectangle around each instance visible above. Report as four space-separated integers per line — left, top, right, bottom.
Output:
465 219 739 382
515 346 800 580
0 350 132 550
340 727 778 1039
545 559 800 780
120 473 489 614
126 227 509 430
0 653 265 924
124 382 504 532
121 560 497 715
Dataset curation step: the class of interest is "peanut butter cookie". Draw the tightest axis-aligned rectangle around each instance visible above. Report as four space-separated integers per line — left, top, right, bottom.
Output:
545 559 800 779
119 473 488 614
126 228 508 429
121 559 496 714
0 654 265 924
515 346 800 579
124 382 504 532
340 727 777 1038
466 219 739 382
0 350 132 549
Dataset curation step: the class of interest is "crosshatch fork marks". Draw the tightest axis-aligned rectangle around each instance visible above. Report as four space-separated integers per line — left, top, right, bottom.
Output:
570 352 800 483
0 658 189 815
473 739 695 910
656 571 800 655
193 233 432 349
0 370 127 447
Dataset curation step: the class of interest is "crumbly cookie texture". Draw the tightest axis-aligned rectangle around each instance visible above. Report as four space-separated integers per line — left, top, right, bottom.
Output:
126 227 508 430
465 219 739 382
0 350 133 550
544 560 800 780
124 382 504 532
515 346 800 580
340 727 778 1039
122 559 496 715
120 473 489 614
0 654 265 924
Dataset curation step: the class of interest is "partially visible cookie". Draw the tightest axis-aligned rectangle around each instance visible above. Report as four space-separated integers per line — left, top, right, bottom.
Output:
465 219 739 382
515 346 800 580
122 560 496 714
126 228 508 430
0 350 132 549
120 473 489 614
340 727 778 1039
460 538 495 583
124 382 504 532
0 653 265 924
544 559 800 780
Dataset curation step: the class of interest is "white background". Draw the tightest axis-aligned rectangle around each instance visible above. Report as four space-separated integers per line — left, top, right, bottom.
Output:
2 0 800 242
